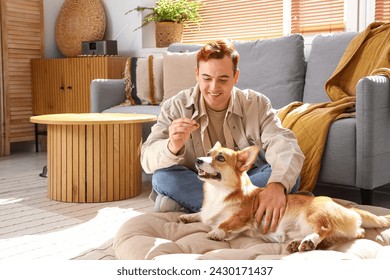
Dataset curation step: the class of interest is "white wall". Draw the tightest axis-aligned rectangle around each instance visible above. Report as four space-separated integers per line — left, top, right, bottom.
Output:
43 0 155 58
43 0 63 58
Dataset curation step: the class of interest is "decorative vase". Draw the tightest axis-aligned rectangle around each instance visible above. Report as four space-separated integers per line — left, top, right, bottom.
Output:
55 0 106 57
155 22 184 48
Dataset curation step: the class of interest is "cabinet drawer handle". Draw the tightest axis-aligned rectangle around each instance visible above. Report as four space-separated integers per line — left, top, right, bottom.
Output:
67 86 72 90
60 86 65 90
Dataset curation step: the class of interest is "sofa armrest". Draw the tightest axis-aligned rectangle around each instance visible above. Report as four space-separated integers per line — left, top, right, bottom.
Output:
356 75 390 189
90 79 125 112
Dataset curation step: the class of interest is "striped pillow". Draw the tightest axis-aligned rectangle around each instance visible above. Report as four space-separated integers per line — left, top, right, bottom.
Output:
122 55 163 105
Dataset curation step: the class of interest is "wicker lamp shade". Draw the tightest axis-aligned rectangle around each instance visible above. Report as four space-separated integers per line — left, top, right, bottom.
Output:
55 0 106 57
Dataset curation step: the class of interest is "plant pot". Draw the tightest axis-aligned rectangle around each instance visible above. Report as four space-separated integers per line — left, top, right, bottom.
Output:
155 22 184 48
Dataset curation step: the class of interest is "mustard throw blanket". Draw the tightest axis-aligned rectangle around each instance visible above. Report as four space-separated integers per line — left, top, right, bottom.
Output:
278 22 390 192
326 22 390 99
278 98 355 192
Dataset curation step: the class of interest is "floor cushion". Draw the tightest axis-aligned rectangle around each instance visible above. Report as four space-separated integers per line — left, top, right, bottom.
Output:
113 200 390 260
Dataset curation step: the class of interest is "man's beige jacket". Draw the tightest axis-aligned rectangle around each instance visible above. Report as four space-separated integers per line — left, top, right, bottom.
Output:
141 84 304 192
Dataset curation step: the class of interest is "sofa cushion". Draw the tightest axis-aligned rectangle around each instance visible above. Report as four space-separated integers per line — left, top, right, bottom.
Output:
123 56 164 105
233 34 306 109
169 35 306 109
303 32 357 103
162 51 198 102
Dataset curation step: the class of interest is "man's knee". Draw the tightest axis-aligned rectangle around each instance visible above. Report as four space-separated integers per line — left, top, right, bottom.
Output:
152 165 199 192
153 165 191 182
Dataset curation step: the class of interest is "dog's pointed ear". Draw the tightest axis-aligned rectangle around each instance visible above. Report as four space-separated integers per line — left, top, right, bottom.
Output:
236 146 260 172
212 141 222 150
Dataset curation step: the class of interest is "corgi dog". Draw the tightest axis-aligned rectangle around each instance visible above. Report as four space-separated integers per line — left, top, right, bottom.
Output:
179 142 390 253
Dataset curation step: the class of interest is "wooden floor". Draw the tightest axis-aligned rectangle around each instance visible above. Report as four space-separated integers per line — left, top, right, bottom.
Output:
0 144 154 260
1 143 390 260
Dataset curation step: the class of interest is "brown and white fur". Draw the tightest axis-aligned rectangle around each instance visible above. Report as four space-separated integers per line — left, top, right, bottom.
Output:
179 142 390 253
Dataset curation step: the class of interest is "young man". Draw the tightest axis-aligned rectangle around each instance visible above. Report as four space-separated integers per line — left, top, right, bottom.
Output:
141 40 304 233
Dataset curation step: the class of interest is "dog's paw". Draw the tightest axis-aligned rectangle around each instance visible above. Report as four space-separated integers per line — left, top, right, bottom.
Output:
297 233 320 252
206 229 226 241
356 228 365 239
298 240 316 252
286 240 301 253
179 213 200 224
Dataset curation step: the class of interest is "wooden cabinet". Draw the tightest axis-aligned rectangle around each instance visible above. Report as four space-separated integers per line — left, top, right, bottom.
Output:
0 0 44 156
32 57 127 114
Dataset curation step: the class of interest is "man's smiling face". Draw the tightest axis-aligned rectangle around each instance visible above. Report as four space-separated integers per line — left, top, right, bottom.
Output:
196 56 239 111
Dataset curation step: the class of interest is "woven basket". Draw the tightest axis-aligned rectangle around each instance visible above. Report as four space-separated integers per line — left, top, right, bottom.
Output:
155 22 184 48
55 0 106 57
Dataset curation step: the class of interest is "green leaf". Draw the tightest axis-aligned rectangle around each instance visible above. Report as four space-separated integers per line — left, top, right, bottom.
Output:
126 0 203 31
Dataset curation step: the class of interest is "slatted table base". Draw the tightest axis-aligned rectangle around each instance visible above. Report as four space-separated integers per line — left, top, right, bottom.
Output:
47 122 142 202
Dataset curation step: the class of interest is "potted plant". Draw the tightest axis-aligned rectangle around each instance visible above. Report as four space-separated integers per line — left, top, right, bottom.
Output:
126 0 202 47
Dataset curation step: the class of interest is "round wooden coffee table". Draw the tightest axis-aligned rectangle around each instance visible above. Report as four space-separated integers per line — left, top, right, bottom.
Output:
30 113 157 203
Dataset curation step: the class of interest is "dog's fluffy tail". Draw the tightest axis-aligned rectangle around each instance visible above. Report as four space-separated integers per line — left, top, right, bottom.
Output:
352 207 390 228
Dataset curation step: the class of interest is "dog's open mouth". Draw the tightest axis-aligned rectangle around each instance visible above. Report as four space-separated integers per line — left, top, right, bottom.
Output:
198 169 221 180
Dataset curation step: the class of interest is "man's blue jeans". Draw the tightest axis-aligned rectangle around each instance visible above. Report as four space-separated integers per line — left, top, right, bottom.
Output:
152 164 300 213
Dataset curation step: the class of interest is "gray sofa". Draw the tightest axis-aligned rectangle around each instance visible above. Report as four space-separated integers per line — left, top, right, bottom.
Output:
90 33 390 205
